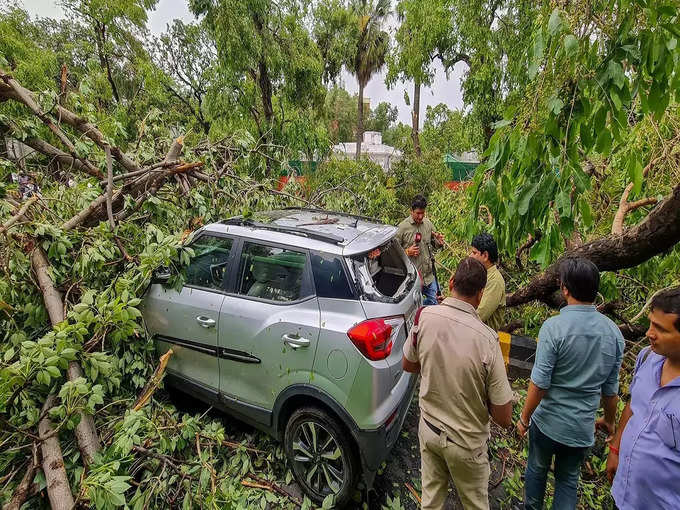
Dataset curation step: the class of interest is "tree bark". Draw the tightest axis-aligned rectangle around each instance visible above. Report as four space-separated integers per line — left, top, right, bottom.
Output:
21 138 93 177
31 247 101 466
0 72 103 179
356 82 365 160
38 395 75 510
2 444 38 510
412 78 421 157
507 182 680 307
0 73 139 174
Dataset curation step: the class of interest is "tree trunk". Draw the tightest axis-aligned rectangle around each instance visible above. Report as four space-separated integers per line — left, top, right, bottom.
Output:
356 82 364 160
31 247 101 466
507 182 680 307
412 78 421 157
39 395 75 510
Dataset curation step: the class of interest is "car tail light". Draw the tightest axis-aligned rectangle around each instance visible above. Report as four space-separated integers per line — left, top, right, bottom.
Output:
347 318 396 361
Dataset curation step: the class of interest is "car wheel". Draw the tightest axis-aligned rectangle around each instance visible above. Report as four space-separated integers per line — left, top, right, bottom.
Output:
284 407 359 508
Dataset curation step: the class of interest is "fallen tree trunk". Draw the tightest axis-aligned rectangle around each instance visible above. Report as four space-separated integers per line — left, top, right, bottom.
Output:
507 182 680 307
31 248 101 467
38 395 75 510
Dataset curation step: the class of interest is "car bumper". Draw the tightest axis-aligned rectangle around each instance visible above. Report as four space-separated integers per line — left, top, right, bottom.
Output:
354 372 417 486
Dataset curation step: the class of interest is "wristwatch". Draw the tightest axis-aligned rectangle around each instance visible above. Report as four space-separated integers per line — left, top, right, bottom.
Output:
519 415 531 429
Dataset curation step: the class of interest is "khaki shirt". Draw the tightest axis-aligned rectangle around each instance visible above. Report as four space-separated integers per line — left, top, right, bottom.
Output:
403 297 513 450
396 216 440 285
477 265 506 331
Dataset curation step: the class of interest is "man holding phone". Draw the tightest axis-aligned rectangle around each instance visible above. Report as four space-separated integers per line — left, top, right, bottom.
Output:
397 195 444 305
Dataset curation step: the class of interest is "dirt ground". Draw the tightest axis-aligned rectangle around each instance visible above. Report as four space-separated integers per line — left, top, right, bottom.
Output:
167 388 515 509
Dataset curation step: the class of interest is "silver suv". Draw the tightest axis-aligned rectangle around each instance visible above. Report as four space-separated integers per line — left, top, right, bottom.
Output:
142 208 420 506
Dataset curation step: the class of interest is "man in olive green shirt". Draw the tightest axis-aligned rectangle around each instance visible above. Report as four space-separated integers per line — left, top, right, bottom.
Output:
470 233 506 331
396 195 444 305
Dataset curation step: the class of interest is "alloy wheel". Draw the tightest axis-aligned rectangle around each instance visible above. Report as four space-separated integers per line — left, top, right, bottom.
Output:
291 420 346 497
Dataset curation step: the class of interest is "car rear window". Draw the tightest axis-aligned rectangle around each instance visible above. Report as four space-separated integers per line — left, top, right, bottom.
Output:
311 252 355 300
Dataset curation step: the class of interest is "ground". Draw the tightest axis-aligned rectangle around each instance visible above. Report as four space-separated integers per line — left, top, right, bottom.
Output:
167 385 517 510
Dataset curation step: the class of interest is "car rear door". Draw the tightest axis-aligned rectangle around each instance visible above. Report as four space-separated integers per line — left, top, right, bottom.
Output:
143 233 236 392
218 240 321 417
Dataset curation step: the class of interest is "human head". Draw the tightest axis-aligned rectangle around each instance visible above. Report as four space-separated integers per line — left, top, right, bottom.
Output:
470 233 498 268
558 257 600 304
450 257 487 309
647 287 680 359
410 195 427 224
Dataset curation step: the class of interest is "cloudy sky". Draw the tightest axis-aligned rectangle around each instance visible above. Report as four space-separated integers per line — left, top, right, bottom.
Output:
21 0 466 127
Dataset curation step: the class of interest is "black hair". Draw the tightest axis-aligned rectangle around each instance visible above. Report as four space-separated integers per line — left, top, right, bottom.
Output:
558 257 600 303
471 232 499 263
453 257 487 297
650 287 680 332
411 194 427 210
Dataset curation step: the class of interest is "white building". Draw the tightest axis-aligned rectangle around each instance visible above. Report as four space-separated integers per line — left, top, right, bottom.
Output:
332 131 402 172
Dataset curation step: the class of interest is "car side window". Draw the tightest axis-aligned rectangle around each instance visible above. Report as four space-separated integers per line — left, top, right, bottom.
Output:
311 252 354 300
185 235 233 291
237 243 306 302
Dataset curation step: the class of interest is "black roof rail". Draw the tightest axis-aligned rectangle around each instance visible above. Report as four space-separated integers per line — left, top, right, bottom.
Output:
282 207 380 224
220 217 345 245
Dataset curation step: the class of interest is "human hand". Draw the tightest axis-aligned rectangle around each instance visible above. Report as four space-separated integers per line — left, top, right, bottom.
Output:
516 419 528 438
606 450 619 484
436 293 444 304
433 231 444 244
595 417 615 441
405 244 420 257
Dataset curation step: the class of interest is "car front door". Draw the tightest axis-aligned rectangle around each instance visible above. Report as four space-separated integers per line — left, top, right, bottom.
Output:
218 241 321 419
144 234 235 392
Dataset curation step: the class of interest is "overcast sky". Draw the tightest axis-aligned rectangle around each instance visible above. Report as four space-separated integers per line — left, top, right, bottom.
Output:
21 0 466 127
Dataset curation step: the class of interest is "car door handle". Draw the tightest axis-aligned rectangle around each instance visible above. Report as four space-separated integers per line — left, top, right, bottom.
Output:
196 316 216 328
282 333 310 349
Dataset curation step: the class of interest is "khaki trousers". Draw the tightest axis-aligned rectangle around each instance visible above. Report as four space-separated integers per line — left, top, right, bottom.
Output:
418 418 490 510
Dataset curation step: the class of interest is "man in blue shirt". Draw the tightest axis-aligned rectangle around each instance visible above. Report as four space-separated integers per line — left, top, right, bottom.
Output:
607 287 680 509
516 257 624 510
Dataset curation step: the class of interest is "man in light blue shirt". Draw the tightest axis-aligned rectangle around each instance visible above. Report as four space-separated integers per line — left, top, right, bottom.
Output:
516 257 624 510
608 287 680 509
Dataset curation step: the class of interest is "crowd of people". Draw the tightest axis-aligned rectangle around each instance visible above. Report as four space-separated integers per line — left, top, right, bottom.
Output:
395 195 680 510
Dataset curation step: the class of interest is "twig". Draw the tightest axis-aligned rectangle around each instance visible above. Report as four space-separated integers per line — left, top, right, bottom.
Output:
0 197 38 235
244 474 302 507
405 482 421 504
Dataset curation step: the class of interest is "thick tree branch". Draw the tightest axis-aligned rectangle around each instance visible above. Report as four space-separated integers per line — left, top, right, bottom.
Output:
0 71 102 179
2 443 38 510
38 395 75 510
508 181 680 307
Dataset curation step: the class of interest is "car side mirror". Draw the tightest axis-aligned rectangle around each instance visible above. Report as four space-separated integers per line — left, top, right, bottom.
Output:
152 267 172 284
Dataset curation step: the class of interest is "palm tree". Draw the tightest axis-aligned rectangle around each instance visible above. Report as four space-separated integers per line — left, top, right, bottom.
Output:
351 0 390 160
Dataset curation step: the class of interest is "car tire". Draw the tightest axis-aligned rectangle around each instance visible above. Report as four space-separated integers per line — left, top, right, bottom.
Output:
284 406 359 508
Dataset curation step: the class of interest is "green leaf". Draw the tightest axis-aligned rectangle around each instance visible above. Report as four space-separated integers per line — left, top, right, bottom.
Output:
555 191 571 217
628 157 644 195
518 182 540 216
607 60 625 89
548 9 563 36
548 96 564 115
579 197 593 228
580 122 594 151
595 129 612 155
564 34 578 57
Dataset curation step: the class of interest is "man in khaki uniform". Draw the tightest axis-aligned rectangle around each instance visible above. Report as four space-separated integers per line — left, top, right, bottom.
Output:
470 233 506 331
396 195 444 305
403 257 513 510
